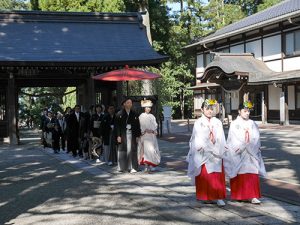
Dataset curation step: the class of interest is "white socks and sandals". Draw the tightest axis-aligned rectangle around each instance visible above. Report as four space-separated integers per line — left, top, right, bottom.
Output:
203 198 261 207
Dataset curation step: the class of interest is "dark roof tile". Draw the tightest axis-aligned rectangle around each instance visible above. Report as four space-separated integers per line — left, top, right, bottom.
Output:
0 11 168 66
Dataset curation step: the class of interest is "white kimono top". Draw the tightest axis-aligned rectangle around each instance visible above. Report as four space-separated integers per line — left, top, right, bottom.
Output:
186 116 226 184
138 112 160 165
224 116 266 178
139 112 158 133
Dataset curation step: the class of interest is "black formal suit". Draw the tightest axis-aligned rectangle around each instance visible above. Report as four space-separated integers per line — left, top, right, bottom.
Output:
40 114 48 147
101 113 116 145
115 109 141 171
67 111 84 157
52 128 60 152
101 113 117 163
56 118 67 150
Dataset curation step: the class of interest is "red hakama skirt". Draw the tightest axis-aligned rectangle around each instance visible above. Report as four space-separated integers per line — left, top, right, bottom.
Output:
195 164 226 201
139 157 158 167
230 173 261 200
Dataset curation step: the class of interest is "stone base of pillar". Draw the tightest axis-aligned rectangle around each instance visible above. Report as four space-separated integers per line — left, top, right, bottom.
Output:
4 135 18 144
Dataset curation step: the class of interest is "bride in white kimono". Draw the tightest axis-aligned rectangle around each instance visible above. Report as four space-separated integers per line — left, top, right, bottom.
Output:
138 99 161 172
224 101 266 204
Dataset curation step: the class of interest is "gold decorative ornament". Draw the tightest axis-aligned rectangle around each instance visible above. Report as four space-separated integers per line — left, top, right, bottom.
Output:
204 99 217 106
243 101 253 109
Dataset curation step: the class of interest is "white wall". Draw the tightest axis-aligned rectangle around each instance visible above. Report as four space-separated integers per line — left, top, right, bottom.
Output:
196 54 204 79
283 56 300 71
288 85 295 110
224 92 231 113
246 40 262 60
231 91 239 110
230 44 244 53
197 54 204 71
263 35 282 61
194 93 204 109
265 60 282 72
268 85 281 110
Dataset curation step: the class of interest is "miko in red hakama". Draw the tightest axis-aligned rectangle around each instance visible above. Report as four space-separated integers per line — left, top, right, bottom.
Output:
230 173 261 200
187 113 227 203
224 114 266 202
195 164 226 200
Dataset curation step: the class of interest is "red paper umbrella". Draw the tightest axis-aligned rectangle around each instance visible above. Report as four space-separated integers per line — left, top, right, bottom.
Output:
92 65 161 95
92 65 161 81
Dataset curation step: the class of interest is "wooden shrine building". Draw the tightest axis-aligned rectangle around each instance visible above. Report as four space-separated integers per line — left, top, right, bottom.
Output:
184 0 300 125
0 11 167 144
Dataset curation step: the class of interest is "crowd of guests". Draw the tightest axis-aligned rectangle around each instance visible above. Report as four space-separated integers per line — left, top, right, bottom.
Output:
40 97 161 174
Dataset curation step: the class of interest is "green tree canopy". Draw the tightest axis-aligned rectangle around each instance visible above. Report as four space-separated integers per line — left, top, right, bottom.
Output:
0 0 28 10
257 0 282 12
37 0 125 12
204 0 245 31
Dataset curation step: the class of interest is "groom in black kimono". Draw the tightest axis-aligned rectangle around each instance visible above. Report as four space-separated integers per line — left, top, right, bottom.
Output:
115 97 141 173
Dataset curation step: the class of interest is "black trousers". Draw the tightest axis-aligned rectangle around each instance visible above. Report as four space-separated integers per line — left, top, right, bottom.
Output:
60 133 66 150
52 138 60 151
68 137 79 156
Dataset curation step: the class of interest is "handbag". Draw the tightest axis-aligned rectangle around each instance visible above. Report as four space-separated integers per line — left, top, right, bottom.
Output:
93 121 101 128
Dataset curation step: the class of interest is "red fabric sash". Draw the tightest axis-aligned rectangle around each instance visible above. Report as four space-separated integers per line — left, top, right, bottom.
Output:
245 128 250 143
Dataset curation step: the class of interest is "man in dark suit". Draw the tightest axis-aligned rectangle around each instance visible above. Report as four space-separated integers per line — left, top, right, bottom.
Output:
115 98 141 173
56 112 67 151
40 107 48 148
101 104 117 165
67 105 84 157
44 111 57 148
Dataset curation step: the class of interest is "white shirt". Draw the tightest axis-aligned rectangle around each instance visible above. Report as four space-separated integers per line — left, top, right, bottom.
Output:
75 112 79 122
58 118 66 131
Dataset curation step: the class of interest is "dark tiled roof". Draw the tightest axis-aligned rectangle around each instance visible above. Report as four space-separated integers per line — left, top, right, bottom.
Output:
186 0 300 48
204 53 274 77
0 11 168 66
202 53 300 84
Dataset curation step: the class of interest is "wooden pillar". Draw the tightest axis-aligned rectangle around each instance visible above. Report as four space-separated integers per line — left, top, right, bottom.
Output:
76 84 83 110
76 81 91 112
280 85 289 125
86 77 95 106
221 89 225 122
100 89 109 106
261 91 266 124
116 82 123 108
7 73 18 144
284 85 289 125
264 85 268 123
76 86 80 108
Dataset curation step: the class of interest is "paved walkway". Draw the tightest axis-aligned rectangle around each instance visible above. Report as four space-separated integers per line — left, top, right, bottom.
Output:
0 122 300 224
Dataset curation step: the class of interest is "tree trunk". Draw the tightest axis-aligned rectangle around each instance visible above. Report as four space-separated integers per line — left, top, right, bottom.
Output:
139 1 152 96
